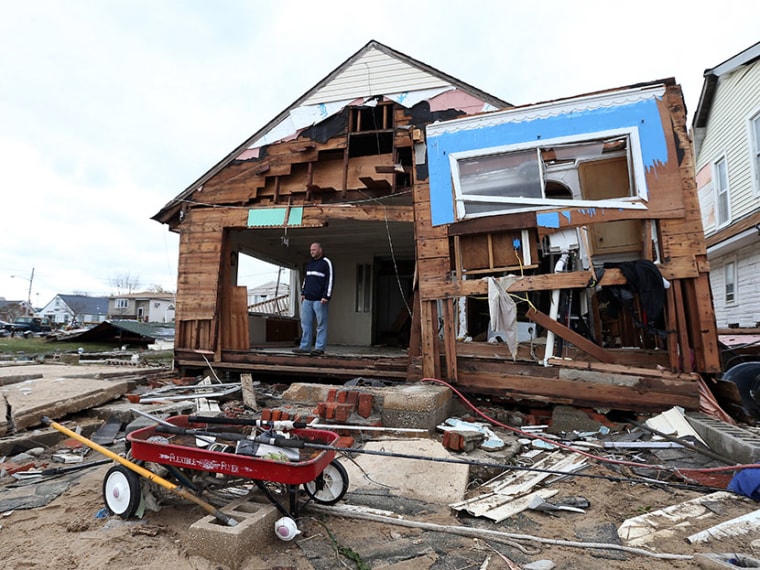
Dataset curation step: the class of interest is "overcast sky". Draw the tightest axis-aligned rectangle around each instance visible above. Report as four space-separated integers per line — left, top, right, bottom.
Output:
1 0 758 308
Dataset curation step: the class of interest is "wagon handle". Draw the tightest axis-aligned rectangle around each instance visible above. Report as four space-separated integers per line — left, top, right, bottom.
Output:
41 417 238 527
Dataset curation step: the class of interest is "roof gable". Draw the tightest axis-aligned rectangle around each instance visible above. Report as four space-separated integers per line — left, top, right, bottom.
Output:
57 294 110 315
693 41 760 129
153 40 509 223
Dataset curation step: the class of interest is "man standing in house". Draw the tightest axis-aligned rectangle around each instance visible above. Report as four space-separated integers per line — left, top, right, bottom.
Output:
294 242 333 356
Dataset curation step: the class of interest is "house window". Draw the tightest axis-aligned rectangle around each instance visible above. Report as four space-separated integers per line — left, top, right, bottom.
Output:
355 264 372 313
714 157 730 226
450 132 646 220
725 261 736 304
751 112 760 194
115 298 128 309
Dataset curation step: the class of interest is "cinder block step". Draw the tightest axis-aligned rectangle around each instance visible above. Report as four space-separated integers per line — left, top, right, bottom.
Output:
686 412 760 465
187 497 280 568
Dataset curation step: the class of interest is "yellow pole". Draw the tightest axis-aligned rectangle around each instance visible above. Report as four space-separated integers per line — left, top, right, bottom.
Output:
42 417 237 526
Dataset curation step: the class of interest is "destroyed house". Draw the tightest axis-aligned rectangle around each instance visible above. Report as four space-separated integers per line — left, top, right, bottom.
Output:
153 40 720 413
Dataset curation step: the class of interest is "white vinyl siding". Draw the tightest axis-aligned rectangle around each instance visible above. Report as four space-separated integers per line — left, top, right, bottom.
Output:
695 62 760 224
710 244 760 328
304 46 450 106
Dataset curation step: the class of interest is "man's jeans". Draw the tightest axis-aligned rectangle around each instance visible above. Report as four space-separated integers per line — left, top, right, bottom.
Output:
300 299 328 351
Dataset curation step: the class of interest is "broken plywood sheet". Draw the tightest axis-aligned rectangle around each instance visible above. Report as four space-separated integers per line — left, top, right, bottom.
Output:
618 491 754 547
686 508 760 544
0 376 131 435
450 451 587 522
341 438 469 504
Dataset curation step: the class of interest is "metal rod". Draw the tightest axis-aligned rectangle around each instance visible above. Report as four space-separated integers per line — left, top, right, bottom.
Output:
629 419 735 466
189 415 427 433
42 417 237 526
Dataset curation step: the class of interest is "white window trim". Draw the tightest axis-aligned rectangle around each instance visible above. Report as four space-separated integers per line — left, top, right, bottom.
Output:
748 107 760 197
724 258 737 305
713 154 731 228
448 127 648 220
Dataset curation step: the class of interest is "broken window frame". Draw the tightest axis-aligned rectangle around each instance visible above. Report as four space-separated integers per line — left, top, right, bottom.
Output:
448 128 649 220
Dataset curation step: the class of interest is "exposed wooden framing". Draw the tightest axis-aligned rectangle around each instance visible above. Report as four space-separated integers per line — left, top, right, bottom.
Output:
455 368 699 411
526 307 616 364
420 300 440 379
157 70 722 415
341 147 349 199
442 299 458 381
408 288 422 359
665 284 680 371
672 280 692 373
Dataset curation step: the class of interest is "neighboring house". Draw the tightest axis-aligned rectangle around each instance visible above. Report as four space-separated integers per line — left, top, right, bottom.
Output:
0 299 33 322
693 41 760 330
39 294 109 326
247 280 291 315
153 40 719 413
108 292 176 323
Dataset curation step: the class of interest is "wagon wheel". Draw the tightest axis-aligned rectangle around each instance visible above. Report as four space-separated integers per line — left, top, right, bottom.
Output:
303 460 349 505
102 465 142 518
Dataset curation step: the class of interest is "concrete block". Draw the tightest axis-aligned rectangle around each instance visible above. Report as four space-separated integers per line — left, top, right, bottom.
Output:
382 383 451 431
687 412 760 465
281 383 333 404
186 497 281 569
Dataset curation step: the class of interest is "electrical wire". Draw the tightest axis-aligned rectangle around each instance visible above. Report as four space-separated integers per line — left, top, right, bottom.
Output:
420 377 760 479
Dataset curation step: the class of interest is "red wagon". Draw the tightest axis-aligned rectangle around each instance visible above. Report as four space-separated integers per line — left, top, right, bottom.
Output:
102 414 349 523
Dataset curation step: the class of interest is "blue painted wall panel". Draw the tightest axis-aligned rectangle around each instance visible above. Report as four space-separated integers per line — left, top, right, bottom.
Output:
427 97 667 226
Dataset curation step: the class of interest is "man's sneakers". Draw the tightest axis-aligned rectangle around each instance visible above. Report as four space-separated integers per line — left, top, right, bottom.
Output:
292 347 325 356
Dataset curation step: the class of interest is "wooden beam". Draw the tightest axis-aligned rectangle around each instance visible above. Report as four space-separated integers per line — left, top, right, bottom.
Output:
423 256 700 301
442 299 458 382
307 204 414 223
420 300 440 379
455 369 700 411
673 280 692 373
526 307 617 364
665 283 680 371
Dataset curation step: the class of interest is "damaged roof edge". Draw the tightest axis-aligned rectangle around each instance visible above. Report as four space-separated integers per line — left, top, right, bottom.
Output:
692 40 760 130
151 39 510 225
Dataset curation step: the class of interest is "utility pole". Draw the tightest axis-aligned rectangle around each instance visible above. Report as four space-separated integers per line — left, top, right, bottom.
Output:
27 267 34 309
11 267 35 315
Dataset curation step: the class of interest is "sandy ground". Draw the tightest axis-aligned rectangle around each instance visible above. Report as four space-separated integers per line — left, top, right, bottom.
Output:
2 437 760 570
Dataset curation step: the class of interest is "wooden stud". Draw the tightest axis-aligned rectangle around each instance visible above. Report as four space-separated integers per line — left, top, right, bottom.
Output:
526 307 617 364
442 298 458 382
672 280 692 373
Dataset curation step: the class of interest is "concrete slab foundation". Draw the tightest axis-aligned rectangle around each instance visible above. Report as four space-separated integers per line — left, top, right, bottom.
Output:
186 496 281 569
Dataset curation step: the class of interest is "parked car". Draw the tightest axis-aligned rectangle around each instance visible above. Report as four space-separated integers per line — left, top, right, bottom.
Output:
10 316 53 336
0 320 12 337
